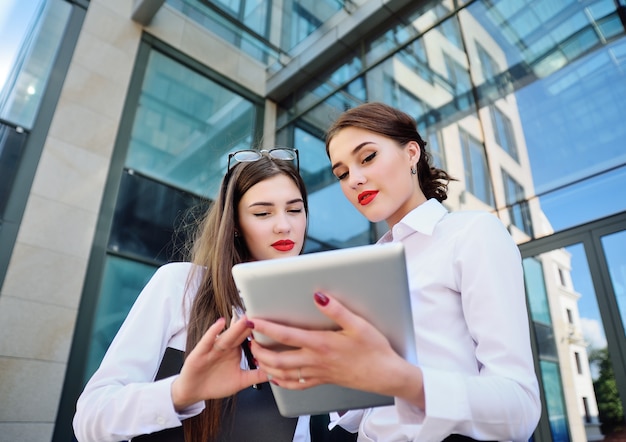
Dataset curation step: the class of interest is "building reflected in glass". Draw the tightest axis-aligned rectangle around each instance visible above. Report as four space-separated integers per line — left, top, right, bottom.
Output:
0 0 624 440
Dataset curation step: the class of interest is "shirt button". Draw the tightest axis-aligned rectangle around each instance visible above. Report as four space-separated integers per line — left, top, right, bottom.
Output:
156 416 166 425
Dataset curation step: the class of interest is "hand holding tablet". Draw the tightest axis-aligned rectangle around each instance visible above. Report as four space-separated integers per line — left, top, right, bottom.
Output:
231 242 416 417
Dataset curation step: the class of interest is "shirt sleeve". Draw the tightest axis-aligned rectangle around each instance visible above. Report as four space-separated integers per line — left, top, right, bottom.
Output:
328 410 364 433
73 263 205 442
395 213 541 441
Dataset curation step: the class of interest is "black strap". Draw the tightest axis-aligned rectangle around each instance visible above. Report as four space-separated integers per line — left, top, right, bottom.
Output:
133 348 299 442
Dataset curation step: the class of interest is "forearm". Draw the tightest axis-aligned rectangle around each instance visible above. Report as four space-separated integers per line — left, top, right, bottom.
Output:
73 377 203 441
395 367 540 441
379 356 425 409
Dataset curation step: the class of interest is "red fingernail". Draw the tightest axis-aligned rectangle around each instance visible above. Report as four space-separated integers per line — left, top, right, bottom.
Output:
271 379 280 386
246 320 255 329
314 292 329 306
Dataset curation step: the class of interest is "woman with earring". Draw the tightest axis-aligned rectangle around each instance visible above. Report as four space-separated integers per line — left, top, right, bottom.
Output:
249 103 541 441
73 149 313 441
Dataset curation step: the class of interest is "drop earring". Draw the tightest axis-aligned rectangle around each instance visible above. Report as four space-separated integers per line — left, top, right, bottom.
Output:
411 167 417 175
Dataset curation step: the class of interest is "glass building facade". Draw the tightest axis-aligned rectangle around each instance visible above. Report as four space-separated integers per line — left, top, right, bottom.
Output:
0 0 625 440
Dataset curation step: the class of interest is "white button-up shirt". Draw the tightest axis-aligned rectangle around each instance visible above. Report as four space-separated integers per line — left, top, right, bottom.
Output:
330 199 541 441
73 262 311 442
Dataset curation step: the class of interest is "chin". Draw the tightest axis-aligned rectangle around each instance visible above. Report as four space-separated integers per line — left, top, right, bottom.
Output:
360 210 387 224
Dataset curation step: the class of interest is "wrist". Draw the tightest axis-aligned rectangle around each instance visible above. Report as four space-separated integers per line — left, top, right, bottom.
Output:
171 376 194 411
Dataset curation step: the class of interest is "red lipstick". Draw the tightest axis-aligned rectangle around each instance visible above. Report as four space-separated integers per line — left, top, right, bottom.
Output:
358 190 379 206
272 239 295 252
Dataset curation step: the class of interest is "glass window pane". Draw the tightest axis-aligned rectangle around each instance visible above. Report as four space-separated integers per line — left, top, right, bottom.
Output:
293 126 370 249
523 257 551 325
126 50 258 199
462 1 626 237
601 230 626 336
0 0 71 129
540 360 571 442
108 170 208 263
0 124 27 217
83 256 157 384
526 243 623 440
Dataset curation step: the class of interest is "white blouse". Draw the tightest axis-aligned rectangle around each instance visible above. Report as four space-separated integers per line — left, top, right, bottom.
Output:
73 262 311 442
330 199 541 442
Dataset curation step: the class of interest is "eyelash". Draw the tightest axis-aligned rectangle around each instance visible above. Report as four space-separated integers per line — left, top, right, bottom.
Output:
336 152 377 181
253 208 303 217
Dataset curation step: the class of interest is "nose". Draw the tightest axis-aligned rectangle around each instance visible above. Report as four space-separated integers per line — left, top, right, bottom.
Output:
273 212 292 234
347 168 366 189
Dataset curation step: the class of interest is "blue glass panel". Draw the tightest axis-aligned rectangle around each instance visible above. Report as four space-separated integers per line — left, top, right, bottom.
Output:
83 256 157 384
601 231 626 335
294 126 370 248
0 0 71 129
108 170 208 264
126 50 258 199
540 360 571 442
523 257 551 324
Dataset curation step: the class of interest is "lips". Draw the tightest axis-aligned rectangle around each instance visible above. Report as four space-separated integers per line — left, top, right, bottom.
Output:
358 190 379 206
272 239 295 252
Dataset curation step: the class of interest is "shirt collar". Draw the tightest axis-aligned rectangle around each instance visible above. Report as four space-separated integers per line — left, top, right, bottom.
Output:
379 198 448 243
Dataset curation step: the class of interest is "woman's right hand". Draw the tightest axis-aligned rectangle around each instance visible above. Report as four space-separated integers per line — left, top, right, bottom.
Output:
250 292 425 408
170 316 266 410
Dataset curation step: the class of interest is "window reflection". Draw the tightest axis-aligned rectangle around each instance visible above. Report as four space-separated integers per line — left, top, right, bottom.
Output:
0 0 71 129
601 231 626 335
524 242 625 440
109 170 208 264
0 124 27 218
282 0 626 246
167 0 345 62
126 50 258 199
460 129 494 207
83 257 157 385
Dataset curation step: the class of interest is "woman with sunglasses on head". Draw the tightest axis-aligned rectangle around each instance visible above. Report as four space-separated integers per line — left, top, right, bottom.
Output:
249 103 541 441
73 149 315 441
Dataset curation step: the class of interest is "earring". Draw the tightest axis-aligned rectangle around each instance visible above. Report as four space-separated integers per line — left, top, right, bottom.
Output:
411 167 417 175
234 231 239 238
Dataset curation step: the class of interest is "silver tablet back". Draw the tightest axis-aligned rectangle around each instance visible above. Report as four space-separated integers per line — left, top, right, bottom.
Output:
232 242 416 417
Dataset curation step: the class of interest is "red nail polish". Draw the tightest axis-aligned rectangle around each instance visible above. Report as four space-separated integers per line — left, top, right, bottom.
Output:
314 292 329 306
246 320 255 329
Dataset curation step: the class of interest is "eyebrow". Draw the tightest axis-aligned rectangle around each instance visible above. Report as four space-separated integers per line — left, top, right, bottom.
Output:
330 141 373 171
247 198 304 208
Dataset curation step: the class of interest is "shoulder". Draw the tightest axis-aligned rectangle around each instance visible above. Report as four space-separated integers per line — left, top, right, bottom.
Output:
142 262 204 303
445 209 506 232
152 261 196 280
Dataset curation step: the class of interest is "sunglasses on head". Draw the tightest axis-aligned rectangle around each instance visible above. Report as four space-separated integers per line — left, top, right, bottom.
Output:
226 148 299 176
221 148 300 204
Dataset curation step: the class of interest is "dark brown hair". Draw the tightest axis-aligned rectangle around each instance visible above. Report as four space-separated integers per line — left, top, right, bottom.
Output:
182 156 308 441
325 102 454 202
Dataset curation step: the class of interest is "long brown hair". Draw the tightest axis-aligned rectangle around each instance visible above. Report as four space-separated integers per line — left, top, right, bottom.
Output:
325 102 455 202
182 156 308 441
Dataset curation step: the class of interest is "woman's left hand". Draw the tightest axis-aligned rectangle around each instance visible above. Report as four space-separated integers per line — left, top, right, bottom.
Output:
171 315 267 410
249 292 423 405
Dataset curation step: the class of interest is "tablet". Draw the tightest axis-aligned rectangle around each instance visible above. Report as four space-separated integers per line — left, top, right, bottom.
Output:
231 242 417 417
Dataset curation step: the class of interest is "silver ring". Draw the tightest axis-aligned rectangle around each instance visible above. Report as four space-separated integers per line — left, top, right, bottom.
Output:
298 368 306 384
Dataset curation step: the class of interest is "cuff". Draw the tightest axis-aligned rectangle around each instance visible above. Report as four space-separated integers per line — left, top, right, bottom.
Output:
328 409 364 433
